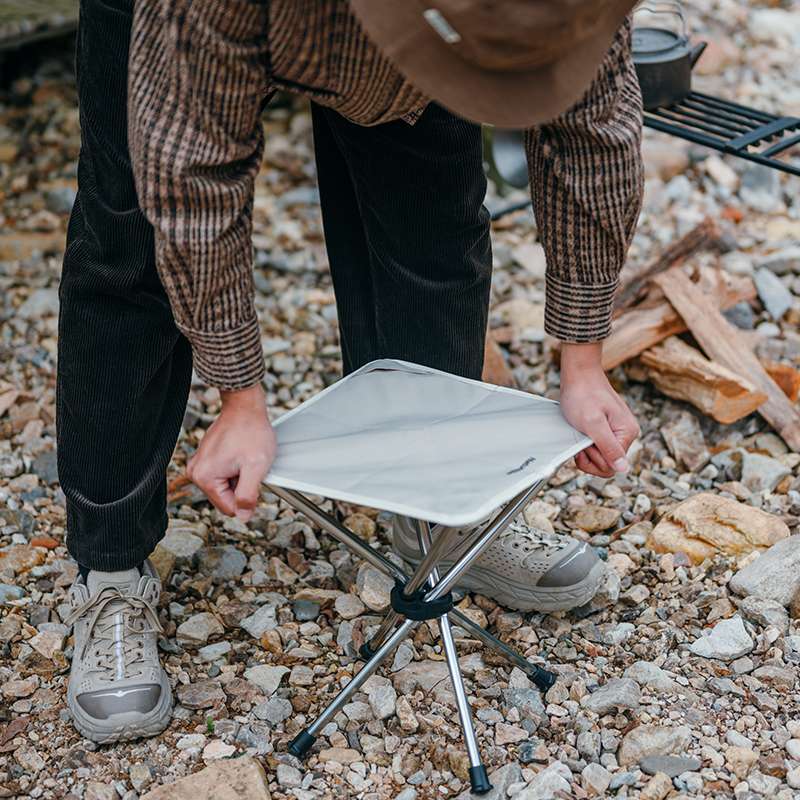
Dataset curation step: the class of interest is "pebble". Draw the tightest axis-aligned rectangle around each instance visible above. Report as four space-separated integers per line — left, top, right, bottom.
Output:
581 678 641 714
196 545 248 582
239 604 278 638
202 740 236 761
581 763 612 796
367 682 397 720
276 763 302 788
253 696 292 724
640 755 702 777
243 665 289 696
689 615 754 660
515 762 572 800
176 612 224 646
356 564 395 611
729 536 800 606
334 592 365 619
618 725 692 766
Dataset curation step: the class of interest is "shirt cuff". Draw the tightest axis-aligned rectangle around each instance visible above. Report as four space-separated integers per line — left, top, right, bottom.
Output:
179 316 265 391
544 273 618 343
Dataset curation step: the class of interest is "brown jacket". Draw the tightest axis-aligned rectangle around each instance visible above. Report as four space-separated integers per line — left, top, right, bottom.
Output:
129 0 643 390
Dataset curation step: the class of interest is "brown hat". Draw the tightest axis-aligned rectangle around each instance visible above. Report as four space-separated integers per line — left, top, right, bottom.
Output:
349 0 636 128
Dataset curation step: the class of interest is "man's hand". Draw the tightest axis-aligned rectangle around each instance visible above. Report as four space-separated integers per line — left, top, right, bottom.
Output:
559 342 639 478
186 384 276 522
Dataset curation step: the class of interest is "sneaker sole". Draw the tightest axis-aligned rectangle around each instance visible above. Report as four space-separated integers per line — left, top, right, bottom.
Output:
68 679 173 744
393 539 606 613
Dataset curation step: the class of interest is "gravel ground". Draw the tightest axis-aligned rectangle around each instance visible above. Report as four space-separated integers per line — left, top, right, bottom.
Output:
1 3 800 799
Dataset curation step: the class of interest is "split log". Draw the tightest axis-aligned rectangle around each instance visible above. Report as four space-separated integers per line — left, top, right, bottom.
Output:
482 332 516 387
603 267 755 370
614 217 721 312
628 336 767 424
764 361 800 403
655 267 800 452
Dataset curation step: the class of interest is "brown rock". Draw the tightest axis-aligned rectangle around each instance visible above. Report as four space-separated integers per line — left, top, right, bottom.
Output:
141 757 270 800
0 545 46 575
317 747 362 765
648 493 789 565
149 543 175 583
570 505 622 533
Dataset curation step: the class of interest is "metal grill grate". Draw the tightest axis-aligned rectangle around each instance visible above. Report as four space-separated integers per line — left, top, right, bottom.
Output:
644 91 800 177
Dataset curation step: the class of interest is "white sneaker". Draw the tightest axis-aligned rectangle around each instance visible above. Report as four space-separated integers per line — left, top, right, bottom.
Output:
393 516 605 613
65 559 172 743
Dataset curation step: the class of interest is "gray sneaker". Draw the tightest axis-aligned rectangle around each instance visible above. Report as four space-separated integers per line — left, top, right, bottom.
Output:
65 560 172 743
393 516 605 613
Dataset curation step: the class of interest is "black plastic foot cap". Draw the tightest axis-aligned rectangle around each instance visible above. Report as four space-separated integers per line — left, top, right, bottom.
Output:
358 641 376 661
469 765 492 795
531 667 557 693
288 729 316 758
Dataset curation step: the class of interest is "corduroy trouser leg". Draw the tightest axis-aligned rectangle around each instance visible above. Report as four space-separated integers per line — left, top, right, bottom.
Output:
57 0 193 572
57 5 492 571
310 102 492 380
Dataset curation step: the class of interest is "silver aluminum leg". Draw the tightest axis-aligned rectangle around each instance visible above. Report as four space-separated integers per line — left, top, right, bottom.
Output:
268 484 553 686
416 520 490 792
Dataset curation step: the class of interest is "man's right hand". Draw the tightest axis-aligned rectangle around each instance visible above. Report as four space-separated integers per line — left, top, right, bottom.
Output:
186 383 276 522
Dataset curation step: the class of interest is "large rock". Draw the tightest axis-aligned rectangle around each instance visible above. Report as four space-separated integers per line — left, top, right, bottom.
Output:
141 757 270 800
648 493 789 565
689 616 753 661
729 535 800 606
618 725 692 767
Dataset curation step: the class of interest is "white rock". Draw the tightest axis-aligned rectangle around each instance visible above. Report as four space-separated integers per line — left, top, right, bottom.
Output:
689 616 753 661
515 762 572 799
243 664 289 696
729 536 800 606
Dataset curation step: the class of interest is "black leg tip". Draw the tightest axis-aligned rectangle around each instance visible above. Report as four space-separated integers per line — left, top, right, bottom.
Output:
288 729 316 758
358 642 376 660
531 666 557 692
469 765 492 795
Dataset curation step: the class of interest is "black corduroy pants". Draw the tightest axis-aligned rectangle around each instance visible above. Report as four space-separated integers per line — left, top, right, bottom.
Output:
58 0 492 572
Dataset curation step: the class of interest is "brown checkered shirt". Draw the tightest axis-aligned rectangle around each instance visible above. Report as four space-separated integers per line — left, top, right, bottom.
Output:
129 1 643 390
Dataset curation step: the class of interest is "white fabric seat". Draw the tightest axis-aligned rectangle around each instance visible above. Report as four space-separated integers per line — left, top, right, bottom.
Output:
266 358 590 526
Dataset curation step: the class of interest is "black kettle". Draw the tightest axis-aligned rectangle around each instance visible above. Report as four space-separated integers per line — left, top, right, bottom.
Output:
632 1 707 110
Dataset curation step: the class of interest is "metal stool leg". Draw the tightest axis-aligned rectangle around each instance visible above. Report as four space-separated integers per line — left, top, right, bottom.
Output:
416 520 492 795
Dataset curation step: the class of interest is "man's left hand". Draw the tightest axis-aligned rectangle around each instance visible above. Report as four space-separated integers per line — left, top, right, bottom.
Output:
558 342 639 478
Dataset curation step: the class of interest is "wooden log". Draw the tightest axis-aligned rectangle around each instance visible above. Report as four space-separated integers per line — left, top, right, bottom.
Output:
764 361 800 403
655 267 800 452
628 336 767 424
614 217 721 313
482 332 516 387
603 267 755 371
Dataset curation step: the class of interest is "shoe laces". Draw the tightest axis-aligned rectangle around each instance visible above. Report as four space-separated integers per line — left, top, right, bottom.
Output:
496 520 570 555
67 586 163 680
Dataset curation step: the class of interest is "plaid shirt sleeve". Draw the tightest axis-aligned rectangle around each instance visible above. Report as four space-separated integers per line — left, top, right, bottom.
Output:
524 18 644 344
128 0 269 391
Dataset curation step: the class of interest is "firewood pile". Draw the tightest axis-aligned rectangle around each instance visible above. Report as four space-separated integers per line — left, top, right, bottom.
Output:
485 217 800 452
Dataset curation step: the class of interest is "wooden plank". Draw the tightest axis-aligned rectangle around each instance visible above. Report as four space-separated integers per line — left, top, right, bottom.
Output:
655 267 800 452
603 267 755 371
613 217 720 313
628 336 767 424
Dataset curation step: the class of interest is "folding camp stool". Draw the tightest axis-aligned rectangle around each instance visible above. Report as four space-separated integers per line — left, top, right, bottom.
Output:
264 359 591 795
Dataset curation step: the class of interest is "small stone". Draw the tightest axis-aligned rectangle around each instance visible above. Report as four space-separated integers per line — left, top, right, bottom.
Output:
243 664 289 696
1 675 39 698
196 546 247 582
618 725 692 766
276 763 302 788
159 527 204 564
292 599 319 621
289 665 314 686
786 739 800 760
177 612 224 646
690 616 753 661
726 746 759 780
759 246 800 276
754 267 794 320
396 695 418 732
176 680 226 709
515 762 572 800
84 783 116 800
202 740 236 761
335 593 365 620
581 763 612 796
17 288 60 319
198 641 232 662
741 450 791 493
177 733 207 751
495 722 529 745
640 755 701 778
503 687 546 723
368 683 397 720
240 604 278 638
129 764 153 792
0 544 46 574
661 410 709 471
581 678 640 714
641 772 673 800
356 565 395 612
140 756 270 800
0 584 26 603
739 596 789 632
29 628 65 659
571 504 622 533
317 747 361 765
253 696 292 724
729 535 800 606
